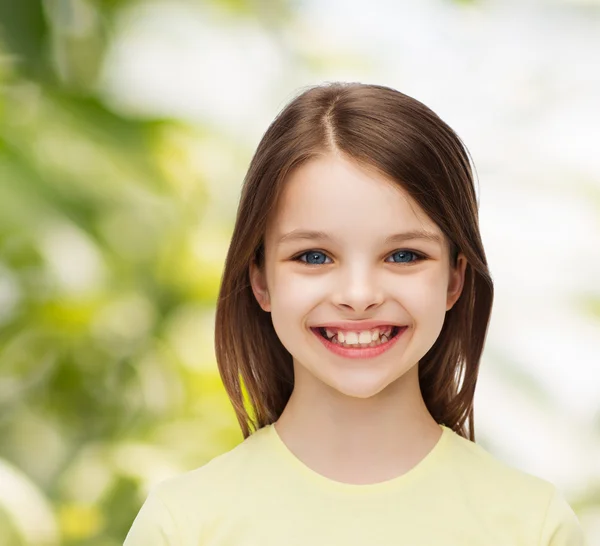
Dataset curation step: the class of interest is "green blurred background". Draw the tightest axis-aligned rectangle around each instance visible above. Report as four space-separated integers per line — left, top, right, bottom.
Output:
1 0 599 544
0 1 249 543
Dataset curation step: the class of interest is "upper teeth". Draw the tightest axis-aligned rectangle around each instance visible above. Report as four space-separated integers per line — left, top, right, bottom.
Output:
324 327 393 344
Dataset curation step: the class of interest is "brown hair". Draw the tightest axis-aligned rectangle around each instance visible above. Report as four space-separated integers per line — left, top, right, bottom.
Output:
214 82 493 442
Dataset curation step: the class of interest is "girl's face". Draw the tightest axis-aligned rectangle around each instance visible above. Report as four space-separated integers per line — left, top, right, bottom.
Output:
250 154 466 399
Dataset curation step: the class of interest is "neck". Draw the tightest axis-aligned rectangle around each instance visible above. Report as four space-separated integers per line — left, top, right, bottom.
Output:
273 363 442 485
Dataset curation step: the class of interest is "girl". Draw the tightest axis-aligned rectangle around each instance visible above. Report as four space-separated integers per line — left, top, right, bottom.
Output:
124 82 585 545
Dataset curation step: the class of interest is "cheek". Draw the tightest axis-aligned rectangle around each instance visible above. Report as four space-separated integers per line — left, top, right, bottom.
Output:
271 268 330 307
390 272 448 321
269 266 449 323
268 270 329 344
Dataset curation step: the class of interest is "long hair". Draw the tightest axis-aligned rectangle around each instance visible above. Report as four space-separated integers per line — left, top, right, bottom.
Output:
214 82 493 442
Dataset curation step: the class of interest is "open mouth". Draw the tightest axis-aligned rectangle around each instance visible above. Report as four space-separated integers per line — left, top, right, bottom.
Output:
311 326 402 348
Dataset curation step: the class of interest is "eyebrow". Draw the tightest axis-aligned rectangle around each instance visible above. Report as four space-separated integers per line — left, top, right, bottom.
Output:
276 228 444 246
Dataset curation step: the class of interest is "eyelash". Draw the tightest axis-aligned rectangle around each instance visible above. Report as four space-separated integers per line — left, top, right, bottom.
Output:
291 249 427 267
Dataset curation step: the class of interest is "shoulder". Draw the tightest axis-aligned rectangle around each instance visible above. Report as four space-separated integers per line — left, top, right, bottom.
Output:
445 428 555 495
125 428 270 544
151 425 269 512
443 428 586 545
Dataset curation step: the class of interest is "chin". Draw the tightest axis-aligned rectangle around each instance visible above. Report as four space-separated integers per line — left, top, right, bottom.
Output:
319 368 402 399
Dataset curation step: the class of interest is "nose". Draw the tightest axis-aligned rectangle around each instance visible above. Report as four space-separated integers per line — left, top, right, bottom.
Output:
331 266 384 313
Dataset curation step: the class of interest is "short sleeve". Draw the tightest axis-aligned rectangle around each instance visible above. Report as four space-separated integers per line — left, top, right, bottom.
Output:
539 486 587 546
123 487 180 546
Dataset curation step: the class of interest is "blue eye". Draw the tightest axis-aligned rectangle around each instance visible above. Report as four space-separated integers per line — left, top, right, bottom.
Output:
292 249 425 266
387 250 423 264
296 251 331 265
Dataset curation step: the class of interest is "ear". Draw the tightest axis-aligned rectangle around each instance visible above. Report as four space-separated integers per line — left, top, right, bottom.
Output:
446 252 467 311
249 260 271 312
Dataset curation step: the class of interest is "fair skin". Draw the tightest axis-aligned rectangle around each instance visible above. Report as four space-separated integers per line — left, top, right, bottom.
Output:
249 152 467 485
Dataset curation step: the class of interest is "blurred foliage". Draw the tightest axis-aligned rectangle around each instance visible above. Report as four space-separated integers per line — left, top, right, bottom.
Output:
0 0 262 544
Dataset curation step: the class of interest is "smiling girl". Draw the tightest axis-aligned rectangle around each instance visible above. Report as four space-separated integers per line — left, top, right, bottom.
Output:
124 82 585 545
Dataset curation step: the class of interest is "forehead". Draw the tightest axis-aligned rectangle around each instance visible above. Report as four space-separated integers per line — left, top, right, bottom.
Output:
268 155 441 240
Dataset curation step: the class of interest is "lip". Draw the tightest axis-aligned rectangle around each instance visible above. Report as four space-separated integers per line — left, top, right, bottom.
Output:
312 320 408 332
311 325 407 359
